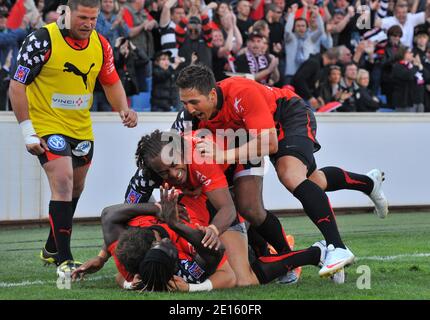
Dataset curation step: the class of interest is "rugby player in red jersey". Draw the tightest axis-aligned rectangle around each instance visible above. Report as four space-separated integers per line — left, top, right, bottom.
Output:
174 64 389 277
72 185 328 291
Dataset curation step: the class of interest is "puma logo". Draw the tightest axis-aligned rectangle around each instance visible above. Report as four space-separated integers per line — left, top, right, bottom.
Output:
59 228 72 236
63 62 95 89
317 215 331 224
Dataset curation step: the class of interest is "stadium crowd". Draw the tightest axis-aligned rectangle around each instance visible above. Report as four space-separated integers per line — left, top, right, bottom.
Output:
2 0 430 113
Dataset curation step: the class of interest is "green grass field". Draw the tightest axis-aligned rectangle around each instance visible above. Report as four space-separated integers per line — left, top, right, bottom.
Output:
1 212 429 300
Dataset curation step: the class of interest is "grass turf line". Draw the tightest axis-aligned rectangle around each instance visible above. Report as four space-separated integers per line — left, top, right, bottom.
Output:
0 212 429 300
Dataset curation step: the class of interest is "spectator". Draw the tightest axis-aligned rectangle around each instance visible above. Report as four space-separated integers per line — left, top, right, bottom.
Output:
338 62 359 112
284 4 325 84
0 6 28 73
251 19 270 39
235 31 279 85
96 0 129 46
236 0 254 44
123 0 157 108
291 47 339 110
413 28 429 63
114 36 148 99
265 3 284 54
380 25 403 107
175 12 213 69
0 49 12 110
151 50 182 111
211 13 242 81
317 64 343 106
375 0 429 48
159 0 185 57
423 43 430 111
356 68 380 112
309 4 333 53
294 0 326 23
337 44 353 65
390 46 427 112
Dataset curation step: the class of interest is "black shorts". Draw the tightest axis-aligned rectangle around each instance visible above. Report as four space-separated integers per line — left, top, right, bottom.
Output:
270 97 321 176
38 134 94 168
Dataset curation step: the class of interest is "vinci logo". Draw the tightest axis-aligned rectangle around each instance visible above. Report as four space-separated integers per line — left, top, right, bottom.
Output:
51 93 92 110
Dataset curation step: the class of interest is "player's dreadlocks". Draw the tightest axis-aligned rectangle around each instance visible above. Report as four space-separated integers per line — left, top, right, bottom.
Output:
138 247 178 292
135 129 184 171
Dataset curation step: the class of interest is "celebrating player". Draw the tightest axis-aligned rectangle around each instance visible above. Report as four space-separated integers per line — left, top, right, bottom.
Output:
173 64 389 276
8 0 137 278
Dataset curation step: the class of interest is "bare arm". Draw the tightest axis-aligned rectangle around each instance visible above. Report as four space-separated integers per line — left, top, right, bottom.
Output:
101 203 161 247
102 80 137 127
205 187 236 236
223 128 278 163
9 80 49 155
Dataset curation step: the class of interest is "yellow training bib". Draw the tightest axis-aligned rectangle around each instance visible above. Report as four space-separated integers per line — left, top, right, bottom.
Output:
26 22 103 140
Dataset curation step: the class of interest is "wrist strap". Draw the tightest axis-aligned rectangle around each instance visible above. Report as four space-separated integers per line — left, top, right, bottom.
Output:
123 281 133 290
189 279 213 292
19 120 40 145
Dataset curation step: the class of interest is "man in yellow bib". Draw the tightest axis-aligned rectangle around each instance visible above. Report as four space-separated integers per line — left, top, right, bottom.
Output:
8 0 138 278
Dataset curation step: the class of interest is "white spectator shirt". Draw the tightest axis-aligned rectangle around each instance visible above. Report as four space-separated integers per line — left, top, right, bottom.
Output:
381 12 425 47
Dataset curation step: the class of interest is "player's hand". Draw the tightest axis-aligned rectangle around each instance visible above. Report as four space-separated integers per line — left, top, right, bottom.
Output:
168 275 189 292
195 139 224 164
120 109 138 128
177 204 190 222
182 186 202 198
198 225 222 250
160 183 180 224
25 135 49 156
71 256 105 281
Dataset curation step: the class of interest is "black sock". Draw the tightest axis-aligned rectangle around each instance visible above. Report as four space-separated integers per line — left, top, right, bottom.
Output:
251 246 321 284
321 167 373 195
255 211 291 253
45 197 80 253
49 201 74 264
293 180 345 249
247 226 270 257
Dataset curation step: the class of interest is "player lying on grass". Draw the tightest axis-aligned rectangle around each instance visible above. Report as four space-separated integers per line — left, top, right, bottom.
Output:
72 185 329 291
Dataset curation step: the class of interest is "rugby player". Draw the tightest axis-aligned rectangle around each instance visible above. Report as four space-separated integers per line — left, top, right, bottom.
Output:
9 0 137 278
172 64 388 276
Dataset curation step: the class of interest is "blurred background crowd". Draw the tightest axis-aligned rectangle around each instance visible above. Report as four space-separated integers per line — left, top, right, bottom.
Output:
1 0 430 112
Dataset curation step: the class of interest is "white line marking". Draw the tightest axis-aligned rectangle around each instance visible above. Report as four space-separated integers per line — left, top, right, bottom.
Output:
1 253 430 288
357 253 430 261
0 275 112 288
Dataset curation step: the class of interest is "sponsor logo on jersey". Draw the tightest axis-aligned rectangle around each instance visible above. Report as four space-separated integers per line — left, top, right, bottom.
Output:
51 93 92 110
187 261 205 280
47 135 66 151
233 97 244 114
13 65 31 83
72 141 91 157
126 189 142 204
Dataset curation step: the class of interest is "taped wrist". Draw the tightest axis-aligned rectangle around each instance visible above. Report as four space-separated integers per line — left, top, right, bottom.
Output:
20 120 40 145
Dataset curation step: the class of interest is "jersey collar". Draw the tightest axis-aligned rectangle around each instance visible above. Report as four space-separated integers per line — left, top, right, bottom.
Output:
215 85 224 111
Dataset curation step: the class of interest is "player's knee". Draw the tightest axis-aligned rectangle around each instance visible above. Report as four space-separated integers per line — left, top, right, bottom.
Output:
238 205 266 225
51 173 73 197
277 172 304 192
72 182 85 197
